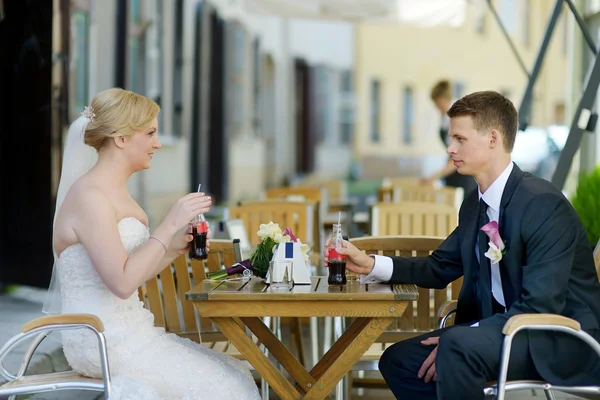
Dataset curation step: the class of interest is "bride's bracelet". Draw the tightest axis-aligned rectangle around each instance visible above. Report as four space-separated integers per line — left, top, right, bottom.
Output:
149 236 167 253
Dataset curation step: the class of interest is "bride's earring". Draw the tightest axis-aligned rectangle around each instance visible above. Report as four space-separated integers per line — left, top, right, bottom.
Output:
114 136 125 149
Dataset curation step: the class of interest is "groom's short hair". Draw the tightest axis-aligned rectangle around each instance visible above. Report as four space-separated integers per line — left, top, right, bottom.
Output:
447 91 518 153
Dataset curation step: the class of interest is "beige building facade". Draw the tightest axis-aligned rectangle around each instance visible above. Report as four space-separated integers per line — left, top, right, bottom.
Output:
353 0 570 178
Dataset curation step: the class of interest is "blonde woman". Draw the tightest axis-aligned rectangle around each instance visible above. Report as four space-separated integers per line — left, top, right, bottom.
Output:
48 88 260 399
421 80 477 197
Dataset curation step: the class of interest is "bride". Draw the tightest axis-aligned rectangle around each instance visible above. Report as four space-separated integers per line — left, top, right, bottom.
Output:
46 88 261 399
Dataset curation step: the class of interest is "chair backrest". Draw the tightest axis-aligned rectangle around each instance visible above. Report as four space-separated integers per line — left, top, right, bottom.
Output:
298 177 348 203
138 240 236 342
379 185 463 209
382 177 422 188
265 186 324 204
265 186 325 252
228 200 315 249
350 235 462 333
371 201 457 237
400 185 463 209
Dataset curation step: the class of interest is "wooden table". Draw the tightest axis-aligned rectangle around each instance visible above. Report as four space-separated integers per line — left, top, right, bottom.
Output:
186 276 418 400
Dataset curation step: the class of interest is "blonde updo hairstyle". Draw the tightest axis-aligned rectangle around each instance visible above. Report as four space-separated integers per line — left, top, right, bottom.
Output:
84 88 160 151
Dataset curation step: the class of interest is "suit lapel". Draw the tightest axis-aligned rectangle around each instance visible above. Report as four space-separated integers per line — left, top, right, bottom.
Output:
498 164 525 227
497 164 526 307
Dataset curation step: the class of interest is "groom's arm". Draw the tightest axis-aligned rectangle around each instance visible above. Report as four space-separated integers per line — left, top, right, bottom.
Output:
363 227 464 289
478 193 582 327
389 227 465 288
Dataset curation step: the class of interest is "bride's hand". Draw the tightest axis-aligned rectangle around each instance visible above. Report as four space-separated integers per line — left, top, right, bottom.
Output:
164 192 212 232
169 223 212 256
169 228 194 256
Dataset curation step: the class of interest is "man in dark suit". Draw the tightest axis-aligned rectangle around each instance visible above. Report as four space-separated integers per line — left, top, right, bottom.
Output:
332 91 600 399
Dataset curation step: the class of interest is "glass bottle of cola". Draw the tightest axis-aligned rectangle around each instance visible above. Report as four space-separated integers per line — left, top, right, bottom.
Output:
327 223 347 285
188 214 208 260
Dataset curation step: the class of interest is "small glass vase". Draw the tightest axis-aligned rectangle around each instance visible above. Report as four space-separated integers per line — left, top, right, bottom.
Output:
268 259 293 291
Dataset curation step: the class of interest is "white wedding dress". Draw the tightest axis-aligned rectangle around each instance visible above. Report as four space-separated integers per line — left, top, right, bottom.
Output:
57 217 261 400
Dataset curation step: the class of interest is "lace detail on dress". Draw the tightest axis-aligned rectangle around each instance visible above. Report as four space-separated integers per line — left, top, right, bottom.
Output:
58 217 260 400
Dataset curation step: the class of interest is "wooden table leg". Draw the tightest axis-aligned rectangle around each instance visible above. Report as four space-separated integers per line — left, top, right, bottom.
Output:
310 317 372 381
211 317 302 400
303 317 394 400
241 317 315 395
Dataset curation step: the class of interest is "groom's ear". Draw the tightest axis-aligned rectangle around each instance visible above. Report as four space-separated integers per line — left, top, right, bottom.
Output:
112 135 126 149
489 129 500 149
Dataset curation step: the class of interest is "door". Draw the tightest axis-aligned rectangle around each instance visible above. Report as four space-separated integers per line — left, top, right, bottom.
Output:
294 58 315 175
0 0 55 287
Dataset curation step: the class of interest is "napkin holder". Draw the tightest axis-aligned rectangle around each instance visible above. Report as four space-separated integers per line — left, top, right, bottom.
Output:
271 242 311 285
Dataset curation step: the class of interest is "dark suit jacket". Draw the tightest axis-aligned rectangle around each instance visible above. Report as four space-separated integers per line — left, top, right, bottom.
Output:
388 164 600 384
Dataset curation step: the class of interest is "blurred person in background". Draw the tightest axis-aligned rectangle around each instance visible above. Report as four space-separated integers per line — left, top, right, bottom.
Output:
421 80 477 198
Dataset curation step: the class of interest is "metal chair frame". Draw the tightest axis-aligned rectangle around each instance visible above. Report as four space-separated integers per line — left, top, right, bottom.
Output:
439 310 600 399
0 322 111 399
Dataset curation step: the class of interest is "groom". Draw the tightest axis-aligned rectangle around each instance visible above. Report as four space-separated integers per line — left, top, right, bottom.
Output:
335 91 600 399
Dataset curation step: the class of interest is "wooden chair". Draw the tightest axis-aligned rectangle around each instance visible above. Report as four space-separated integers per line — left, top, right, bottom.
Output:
381 177 422 188
339 235 460 391
297 177 348 203
265 186 324 204
264 187 325 266
378 185 463 209
296 177 353 235
351 236 461 342
229 200 316 251
138 240 237 345
371 201 458 237
438 240 600 399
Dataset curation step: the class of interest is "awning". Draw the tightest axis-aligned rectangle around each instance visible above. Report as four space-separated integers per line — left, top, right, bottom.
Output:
245 0 470 27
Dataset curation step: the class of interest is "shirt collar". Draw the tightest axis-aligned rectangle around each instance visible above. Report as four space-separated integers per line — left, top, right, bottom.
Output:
478 162 514 213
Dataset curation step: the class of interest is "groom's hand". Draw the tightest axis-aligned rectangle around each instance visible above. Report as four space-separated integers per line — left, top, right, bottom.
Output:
418 336 439 383
322 239 375 275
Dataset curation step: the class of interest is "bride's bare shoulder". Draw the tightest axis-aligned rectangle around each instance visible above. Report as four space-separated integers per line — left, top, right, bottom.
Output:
60 178 112 218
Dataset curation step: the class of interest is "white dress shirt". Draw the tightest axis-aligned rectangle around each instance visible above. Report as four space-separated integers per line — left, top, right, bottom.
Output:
361 162 515 321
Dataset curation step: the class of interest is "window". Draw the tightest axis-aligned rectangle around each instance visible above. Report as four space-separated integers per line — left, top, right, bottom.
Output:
232 25 247 135
475 5 487 35
252 38 261 135
402 87 414 145
499 0 517 35
453 81 465 100
562 13 569 55
341 70 352 92
523 0 531 47
127 0 142 93
70 10 90 121
172 0 184 137
127 0 164 132
339 70 354 145
145 0 164 131
370 79 381 142
313 66 331 144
